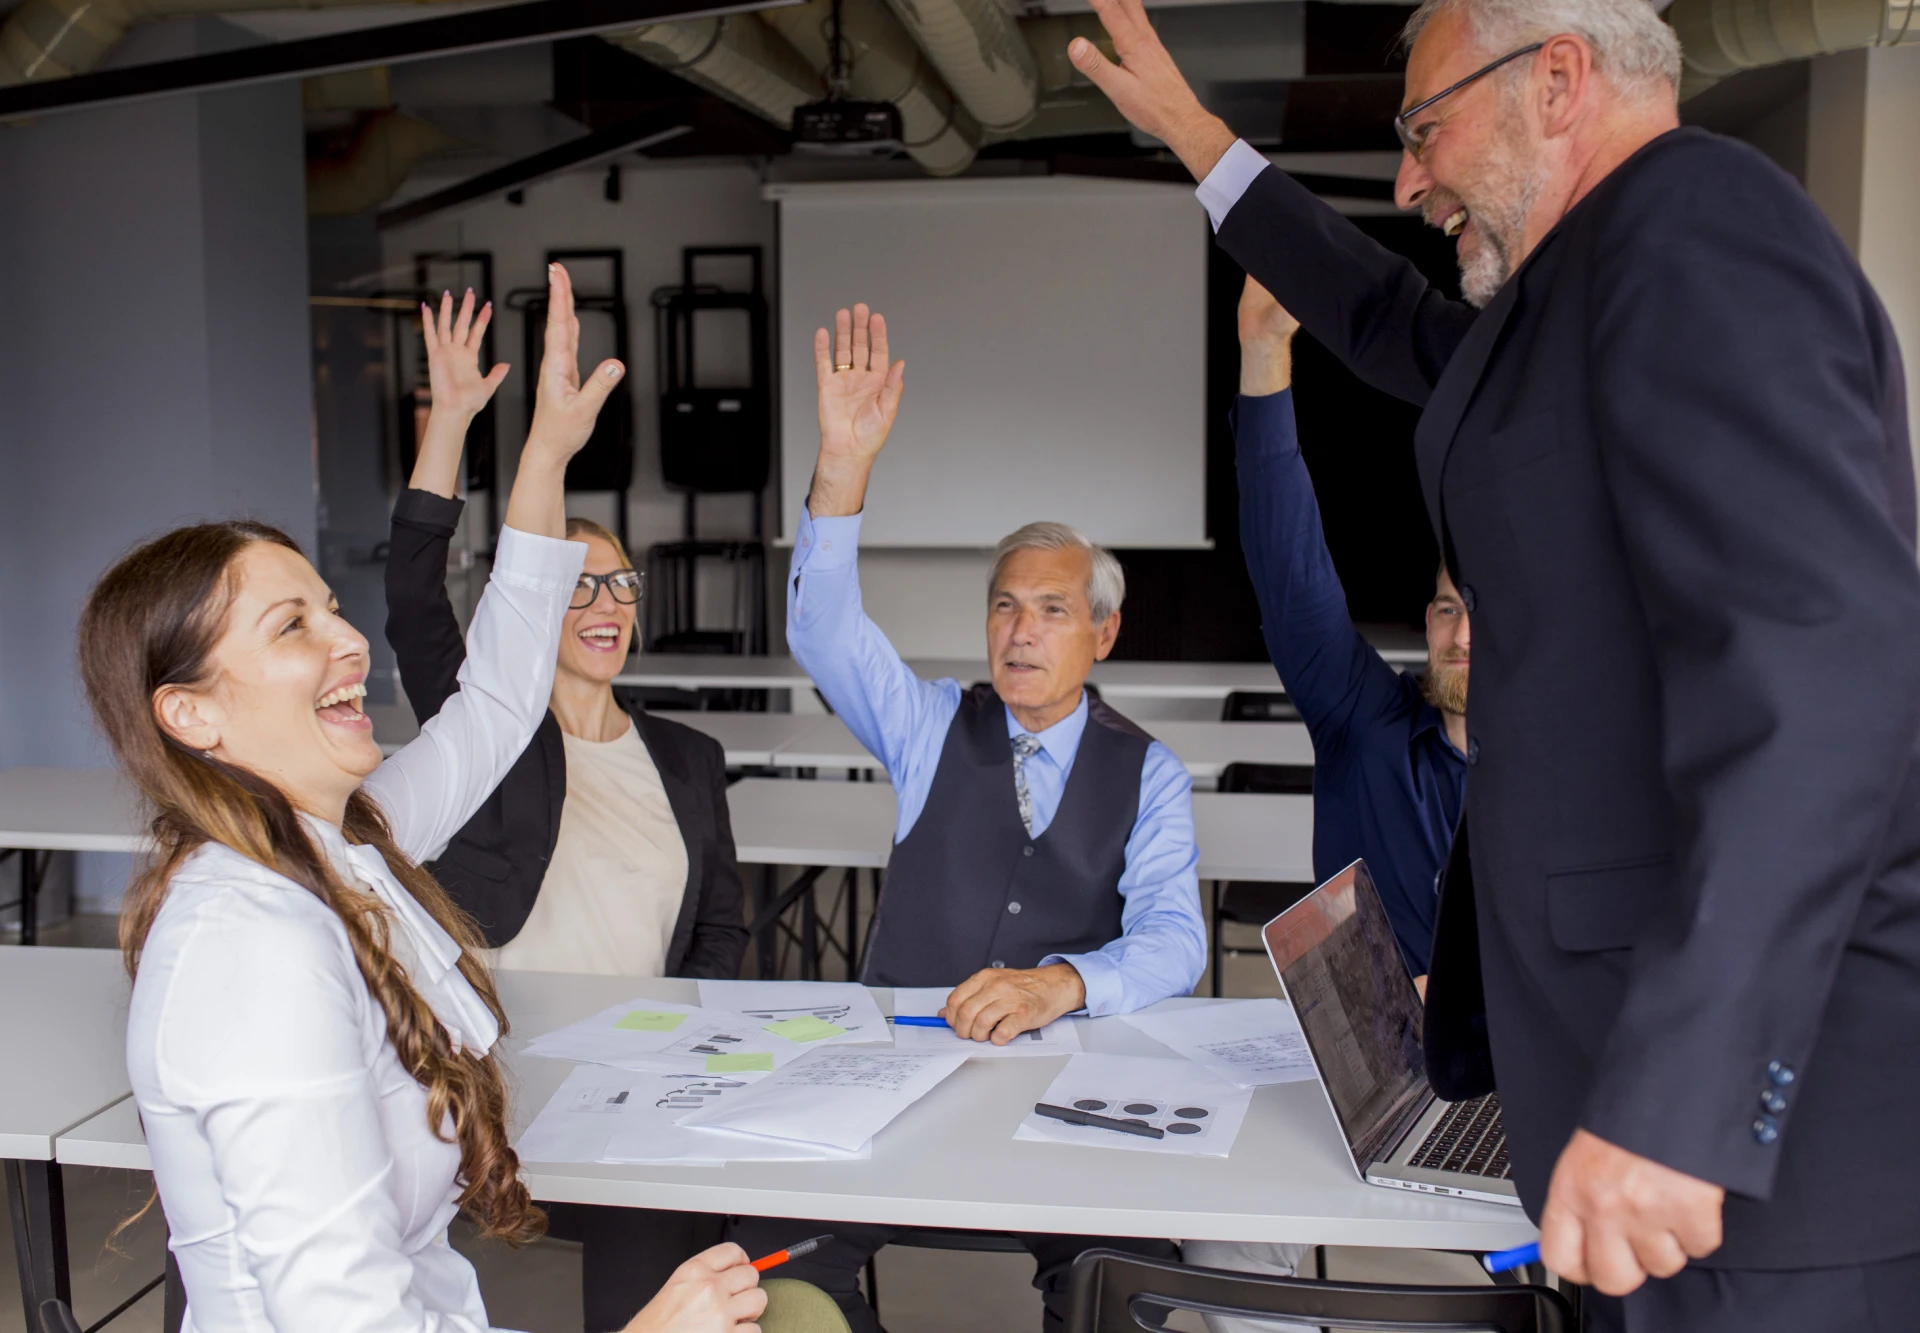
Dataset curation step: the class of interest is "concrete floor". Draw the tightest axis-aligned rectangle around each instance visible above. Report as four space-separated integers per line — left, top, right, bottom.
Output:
3 922 1496 1333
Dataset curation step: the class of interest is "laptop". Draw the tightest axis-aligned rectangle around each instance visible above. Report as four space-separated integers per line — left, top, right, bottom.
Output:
1261 859 1520 1207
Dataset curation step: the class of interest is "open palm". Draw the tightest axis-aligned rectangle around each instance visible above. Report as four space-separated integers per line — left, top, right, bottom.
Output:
815 303 905 466
422 287 508 418
526 261 624 463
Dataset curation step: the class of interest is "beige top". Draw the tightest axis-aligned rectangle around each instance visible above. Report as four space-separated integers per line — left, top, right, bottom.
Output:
490 722 690 976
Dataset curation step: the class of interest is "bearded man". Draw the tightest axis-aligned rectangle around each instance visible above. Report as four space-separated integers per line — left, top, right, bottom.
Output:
1071 1 1920 1329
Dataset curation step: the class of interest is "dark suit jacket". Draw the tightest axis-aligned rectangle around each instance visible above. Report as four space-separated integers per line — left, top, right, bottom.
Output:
1218 127 1920 1268
384 489 748 979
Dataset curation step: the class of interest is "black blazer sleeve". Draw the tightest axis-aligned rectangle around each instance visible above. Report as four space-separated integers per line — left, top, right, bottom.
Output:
1215 163 1480 408
1576 145 1920 1199
385 488 470 724
681 731 750 979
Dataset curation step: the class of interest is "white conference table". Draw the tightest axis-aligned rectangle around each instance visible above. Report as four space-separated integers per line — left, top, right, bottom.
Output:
1 945 135 1324
57 974 1534 1253
616 657 1308 703
725 778 1314 884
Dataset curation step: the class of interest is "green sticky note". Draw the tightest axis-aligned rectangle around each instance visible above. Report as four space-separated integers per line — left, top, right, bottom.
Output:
764 1015 848 1043
706 1052 775 1073
614 1010 687 1033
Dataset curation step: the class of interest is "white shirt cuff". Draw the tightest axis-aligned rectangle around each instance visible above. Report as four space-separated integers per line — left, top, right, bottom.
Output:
1195 139 1270 234
491 525 587 594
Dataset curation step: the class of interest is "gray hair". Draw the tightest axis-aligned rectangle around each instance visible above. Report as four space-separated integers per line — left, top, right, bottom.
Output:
990 522 1126 624
1404 0 1682 97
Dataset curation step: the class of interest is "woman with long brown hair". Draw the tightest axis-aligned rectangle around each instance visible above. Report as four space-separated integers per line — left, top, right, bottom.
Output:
79 266 768 1333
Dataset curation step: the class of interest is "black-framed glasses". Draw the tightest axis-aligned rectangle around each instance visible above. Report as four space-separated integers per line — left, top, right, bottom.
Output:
571 569 644 609
1394 43 1545 160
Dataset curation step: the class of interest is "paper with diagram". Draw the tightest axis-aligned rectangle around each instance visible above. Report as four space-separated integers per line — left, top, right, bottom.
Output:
515 1064 871 1165
1121 998 1318 1087
697 980 892 1047
887 987 1083 1057
1015 1053 1253 1157
521 997 822 1074
677 1046 969 1151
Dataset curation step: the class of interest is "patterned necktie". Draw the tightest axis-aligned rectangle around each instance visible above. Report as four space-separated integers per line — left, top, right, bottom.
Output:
1011 734 1043 836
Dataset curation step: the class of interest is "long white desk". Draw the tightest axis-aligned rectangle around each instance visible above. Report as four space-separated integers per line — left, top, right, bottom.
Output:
725 778 1314 884
0 768 145 855
58 975 1533 1253
764 718 1315 784
1 945 136 1325
617 657 1326 703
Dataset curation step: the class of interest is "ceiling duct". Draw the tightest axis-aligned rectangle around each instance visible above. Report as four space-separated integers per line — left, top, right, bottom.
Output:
307 109 460 216
602 16 823 129
0 0 463 86
880 0 1037 132
1667 0 1920 97
761 0 979 175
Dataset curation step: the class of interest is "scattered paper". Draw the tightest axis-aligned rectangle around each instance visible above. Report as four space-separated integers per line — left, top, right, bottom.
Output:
764 1015 848 1043
678 1046 969 1151
515 1064 869 1166
698 980 892 1046
888 987 1083 1057
1015 1054 1253 1157
1121 999 1318 1087
522 998 811 1073
707 1053 775 1073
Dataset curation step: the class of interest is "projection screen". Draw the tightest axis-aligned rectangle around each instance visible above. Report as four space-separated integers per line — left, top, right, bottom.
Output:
770 176 1209 548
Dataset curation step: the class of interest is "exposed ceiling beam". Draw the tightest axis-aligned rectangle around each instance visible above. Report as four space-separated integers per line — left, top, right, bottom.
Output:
0 0 792 120
377 110 692 229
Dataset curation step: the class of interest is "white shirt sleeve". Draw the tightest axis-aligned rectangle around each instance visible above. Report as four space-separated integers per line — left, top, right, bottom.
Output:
364 525 585 863
1195 139 1272 233
152 896 498 1332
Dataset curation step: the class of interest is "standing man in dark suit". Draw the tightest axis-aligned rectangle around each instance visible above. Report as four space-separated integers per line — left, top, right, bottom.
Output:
1069 1 1920 1328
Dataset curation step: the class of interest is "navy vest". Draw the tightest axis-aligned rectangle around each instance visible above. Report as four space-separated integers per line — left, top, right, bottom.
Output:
862 684 1152 988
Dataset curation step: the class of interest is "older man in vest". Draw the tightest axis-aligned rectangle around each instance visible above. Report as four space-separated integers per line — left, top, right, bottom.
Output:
724 303 1206 1332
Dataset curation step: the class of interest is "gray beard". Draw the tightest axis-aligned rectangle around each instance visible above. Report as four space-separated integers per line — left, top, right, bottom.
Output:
1457 117 1549 308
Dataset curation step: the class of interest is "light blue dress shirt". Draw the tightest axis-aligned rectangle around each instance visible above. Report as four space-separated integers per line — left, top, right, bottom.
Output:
787 505 1207 1016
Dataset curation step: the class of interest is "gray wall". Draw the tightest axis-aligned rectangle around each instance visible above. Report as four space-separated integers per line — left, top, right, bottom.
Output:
0 22 314 908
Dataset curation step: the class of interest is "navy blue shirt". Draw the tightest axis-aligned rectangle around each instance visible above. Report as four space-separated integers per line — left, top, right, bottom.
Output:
1235 388 1467 974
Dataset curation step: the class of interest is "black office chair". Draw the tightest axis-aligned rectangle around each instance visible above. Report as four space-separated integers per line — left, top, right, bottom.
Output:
1210 762 1316 997
1066 1249 1575 1333
1221 690 1301 723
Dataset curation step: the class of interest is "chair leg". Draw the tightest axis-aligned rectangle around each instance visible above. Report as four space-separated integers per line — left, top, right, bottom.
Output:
1210 882 1224 999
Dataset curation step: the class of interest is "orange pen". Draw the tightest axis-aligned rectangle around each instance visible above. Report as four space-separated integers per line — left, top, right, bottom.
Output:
751 1234 835 1273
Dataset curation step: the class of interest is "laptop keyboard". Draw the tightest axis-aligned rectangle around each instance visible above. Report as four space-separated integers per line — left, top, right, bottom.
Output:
1408 1093 1511 1179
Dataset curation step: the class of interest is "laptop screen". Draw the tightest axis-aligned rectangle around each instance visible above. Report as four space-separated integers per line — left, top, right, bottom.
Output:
1262 860 1429 1163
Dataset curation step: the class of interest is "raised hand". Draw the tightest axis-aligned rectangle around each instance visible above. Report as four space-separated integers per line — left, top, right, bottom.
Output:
424 288 509 419
1237 276 1299 396
409 288 510 498
524 261 625 466
808 303 905 518
1067 0 1235 180
505 262 624 540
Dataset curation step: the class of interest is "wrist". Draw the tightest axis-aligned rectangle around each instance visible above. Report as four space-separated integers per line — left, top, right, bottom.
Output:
1042 962 1087 1016
1170 110 1237 182
808 456 872 517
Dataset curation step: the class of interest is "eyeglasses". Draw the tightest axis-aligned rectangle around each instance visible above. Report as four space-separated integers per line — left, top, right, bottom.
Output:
1394 43 1545 161
570 569 644 609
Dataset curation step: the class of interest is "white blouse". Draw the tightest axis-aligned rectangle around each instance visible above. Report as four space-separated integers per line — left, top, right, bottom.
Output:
125 524 584 1333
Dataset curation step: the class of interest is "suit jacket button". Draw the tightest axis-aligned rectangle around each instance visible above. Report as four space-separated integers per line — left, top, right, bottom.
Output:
1759 1088 1786 1114
1467 739 1481 765
1460 584 1477 613
1008 901 1022 914
991 960 1005 968
1767 1060 1796 1087
1024 845 1035 857
1752 1116 1780 1145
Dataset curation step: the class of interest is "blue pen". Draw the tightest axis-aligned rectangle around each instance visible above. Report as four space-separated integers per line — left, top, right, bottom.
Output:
890 1016 950 1028
1482 1241 1540 1275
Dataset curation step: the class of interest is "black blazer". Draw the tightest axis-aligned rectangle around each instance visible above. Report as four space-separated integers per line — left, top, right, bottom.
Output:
1218 128 1920 1269
384 489 748 979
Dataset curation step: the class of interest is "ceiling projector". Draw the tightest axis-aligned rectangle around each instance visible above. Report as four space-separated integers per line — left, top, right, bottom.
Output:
791 99 906 156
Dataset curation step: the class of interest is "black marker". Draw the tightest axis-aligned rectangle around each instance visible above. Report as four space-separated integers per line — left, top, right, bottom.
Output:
1034 1101 1166 1140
